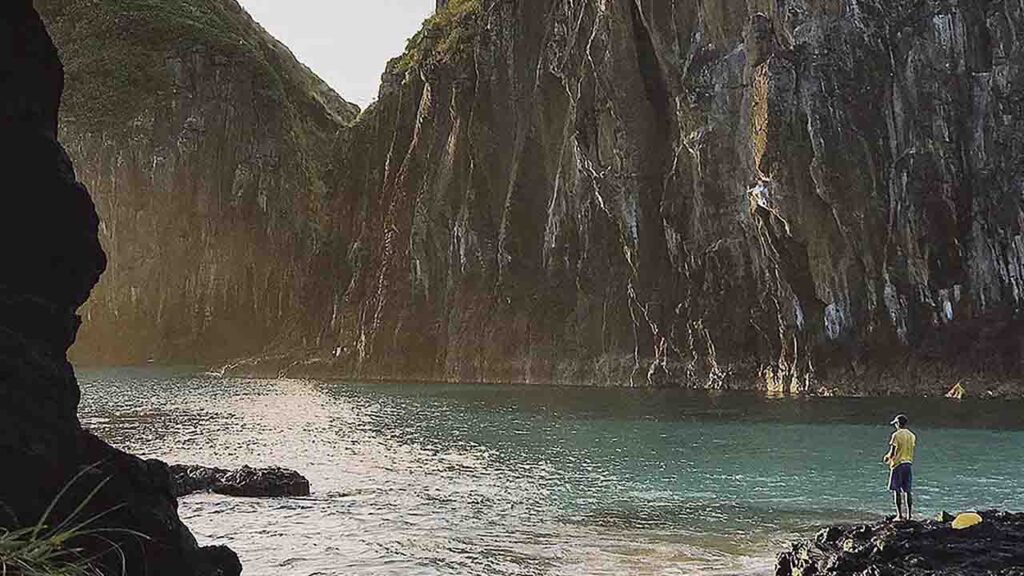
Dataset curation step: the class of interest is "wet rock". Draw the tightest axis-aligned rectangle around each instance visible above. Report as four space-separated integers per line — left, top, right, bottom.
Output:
776 511 1024 576
198 545 244 576
170 464 311 498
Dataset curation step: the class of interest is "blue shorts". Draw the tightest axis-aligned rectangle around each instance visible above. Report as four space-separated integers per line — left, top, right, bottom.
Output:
889 463 913 493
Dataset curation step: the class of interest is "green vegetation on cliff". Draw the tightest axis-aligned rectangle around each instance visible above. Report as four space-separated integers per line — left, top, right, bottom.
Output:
37 0 358 134
396 0 482 73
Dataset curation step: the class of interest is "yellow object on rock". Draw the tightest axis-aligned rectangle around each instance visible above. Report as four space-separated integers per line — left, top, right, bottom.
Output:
951 512 983 529
946 382 966 399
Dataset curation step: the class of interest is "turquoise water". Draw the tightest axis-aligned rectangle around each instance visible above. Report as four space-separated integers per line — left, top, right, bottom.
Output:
78 369 1024 575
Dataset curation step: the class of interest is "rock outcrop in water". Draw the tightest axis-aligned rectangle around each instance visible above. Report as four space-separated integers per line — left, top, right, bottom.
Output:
45 0 1024 396
0 3 239 574
776 511 1024 575
170 464 311 498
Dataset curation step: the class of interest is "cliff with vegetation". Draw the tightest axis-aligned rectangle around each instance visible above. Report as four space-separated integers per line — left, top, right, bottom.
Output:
0 2 238 573
48 0 1024 396
36 0 359 363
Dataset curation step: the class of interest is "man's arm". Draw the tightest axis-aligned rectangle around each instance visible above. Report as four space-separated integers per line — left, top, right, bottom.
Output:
883 436 897 463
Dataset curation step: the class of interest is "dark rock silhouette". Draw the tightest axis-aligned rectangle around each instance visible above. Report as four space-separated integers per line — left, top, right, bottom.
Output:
0 3 239 574
170 464 312 498
776 511 1024 576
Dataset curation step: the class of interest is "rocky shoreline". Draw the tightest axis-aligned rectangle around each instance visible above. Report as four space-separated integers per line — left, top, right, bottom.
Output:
776 511 1024 576
216 354 1024 400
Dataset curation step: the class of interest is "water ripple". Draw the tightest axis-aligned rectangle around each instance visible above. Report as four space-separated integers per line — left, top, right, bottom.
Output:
77 369 1024 576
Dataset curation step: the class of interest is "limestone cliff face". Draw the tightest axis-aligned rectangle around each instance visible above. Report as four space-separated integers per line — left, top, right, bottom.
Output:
302 0 1024 396
0 2 238 574
36 0 359 363
51 0 1024 396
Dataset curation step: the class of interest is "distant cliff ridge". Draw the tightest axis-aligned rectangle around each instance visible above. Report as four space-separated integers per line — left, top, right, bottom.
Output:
45 0 1024 396
36 0 359 363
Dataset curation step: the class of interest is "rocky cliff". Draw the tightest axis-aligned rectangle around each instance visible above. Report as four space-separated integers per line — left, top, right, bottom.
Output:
0 2 238 574
287 0 1024 396
51 0 1024 396
36 0 359 364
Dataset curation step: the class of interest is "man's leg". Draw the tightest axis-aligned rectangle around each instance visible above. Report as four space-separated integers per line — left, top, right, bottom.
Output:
906 492 913 520
892 491 903 519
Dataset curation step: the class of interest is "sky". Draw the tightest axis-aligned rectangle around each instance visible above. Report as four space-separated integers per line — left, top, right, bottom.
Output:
238 0 435 108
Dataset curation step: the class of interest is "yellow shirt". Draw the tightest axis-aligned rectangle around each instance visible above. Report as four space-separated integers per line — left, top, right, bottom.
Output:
890 428 916 468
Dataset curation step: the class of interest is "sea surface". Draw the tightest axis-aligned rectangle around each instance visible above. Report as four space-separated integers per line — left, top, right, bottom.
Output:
77 368 1024 576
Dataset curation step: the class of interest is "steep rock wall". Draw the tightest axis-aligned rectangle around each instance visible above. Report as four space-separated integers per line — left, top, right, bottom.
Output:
36 0 359 363
50 0 1024 396
286 0 1024 396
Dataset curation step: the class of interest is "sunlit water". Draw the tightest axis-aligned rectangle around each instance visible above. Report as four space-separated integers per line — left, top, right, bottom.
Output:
77 368 1024 575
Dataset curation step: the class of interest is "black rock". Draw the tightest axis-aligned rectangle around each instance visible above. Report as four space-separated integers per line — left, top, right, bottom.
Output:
816 525 844 547
170 464 311 498
776 511 1024 576
0 5 238 575
197 545 243 576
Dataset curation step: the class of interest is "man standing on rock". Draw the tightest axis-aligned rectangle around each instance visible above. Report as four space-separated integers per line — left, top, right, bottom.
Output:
883 414 916 520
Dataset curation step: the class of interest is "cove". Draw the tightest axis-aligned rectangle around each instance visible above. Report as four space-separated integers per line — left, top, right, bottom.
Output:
79 369 1024 575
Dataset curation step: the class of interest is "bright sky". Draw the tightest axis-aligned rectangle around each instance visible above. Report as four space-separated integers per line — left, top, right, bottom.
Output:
238 0 435 108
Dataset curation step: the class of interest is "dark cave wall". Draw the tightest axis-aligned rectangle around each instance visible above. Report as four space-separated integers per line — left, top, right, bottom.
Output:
0 2 238 573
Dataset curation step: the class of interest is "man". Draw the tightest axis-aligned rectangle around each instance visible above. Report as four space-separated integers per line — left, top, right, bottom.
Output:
883 414 916 520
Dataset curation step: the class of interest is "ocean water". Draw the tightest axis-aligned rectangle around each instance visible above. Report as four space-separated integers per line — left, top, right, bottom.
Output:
77 368 1024 576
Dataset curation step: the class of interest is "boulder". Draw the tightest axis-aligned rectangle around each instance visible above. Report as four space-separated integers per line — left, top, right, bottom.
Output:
170 464 311 498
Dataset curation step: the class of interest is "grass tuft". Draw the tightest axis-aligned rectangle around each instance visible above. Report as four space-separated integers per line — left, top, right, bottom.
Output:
0 466 149 576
